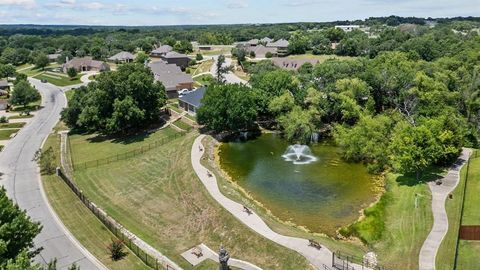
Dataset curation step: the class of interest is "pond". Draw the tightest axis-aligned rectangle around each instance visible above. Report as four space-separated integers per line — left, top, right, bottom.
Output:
218 133 377 235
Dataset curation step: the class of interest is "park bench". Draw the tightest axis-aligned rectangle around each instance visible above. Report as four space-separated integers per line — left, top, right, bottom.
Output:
191 247 203 258
309 239 322 250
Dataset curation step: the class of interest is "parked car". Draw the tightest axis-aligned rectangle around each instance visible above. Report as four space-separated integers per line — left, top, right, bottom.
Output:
41 79 48 83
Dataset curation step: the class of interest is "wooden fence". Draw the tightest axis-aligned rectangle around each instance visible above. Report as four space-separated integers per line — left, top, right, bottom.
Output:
56 168 182 270
72 132 186 171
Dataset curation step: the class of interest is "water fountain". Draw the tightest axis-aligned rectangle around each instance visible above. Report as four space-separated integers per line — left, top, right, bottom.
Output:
282 144 318 165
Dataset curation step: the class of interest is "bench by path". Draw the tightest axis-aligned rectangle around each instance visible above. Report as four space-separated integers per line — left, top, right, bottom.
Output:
419 148 472 270
191 135 368 270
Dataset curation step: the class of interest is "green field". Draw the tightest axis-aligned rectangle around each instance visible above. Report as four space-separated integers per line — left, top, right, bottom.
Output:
0 129 20 140
193 74 214 87
173 119 192 131
69 126 178 165
192 60 214 76
0 122 26 129
42 124 150 270
34 73 81 86
70 131 310 269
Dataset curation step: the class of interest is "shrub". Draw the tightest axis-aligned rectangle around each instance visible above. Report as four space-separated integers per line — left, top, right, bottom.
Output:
0 116 7 123
196 53 203 61
265 52 273 58
107 239 127 261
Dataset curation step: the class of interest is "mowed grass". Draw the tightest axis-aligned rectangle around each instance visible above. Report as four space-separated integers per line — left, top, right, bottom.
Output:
0 129 20 140
72 131 311 269
41 126 149 270
287 53 356 63
0 122 26 128
193 74 214 88
192 59 214 76
69 126 178 164
34 73 81 86
8 114 34 120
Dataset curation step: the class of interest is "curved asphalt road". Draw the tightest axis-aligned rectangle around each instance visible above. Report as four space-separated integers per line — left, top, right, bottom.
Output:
0 78 103 269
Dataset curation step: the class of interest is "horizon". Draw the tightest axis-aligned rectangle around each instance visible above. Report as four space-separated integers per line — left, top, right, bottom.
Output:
0 0 479 26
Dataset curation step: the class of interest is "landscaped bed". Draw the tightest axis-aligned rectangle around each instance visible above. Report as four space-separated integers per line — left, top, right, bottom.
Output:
0 122 26 129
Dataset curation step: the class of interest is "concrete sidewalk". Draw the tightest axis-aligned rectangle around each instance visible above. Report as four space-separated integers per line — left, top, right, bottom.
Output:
191 135 367 270
419 148 472 270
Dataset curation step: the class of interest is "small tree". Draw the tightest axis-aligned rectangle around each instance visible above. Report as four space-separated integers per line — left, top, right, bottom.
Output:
33 147 56 175
34 53 50 70
67 67 78 80
249 51 256 58
10 81 40 109
107 239 127 261
196 53 203 61
215 55 233 84
135 52 149 64
265 52 273 58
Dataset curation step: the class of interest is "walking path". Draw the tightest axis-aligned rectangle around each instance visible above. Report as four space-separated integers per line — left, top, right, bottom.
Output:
191 135 367 270
419 148 472 270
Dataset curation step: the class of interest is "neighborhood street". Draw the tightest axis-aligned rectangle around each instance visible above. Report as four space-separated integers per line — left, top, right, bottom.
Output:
0 78 103 269
209 55 249 85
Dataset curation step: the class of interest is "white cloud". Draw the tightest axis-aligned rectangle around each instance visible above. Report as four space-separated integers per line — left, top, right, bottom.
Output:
0 0 35 6
227 0 248 9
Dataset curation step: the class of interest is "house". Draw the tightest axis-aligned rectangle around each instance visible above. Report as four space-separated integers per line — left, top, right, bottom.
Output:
160 51 191 70
267 39 289 56
0 80 10 91
260 37 273 44
178 87 206 115
246 39 259 46
47 53 61 62
63 57 110 73
148 61 194 99
271 58 319 71
150 45 173 57
0 99 8 110
335 25 361 32
246 45 277 59
108 51 135 63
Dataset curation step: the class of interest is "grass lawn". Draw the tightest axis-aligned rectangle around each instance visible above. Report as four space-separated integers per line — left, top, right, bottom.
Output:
0 129 20 140
70 131 311 269
8 114 34 120
287 53 356 63
10 99 42 112
168 104 183 114
173 119 192 131
193 74 214 88
34 73 81 87
69 126 178 165
0 122 26 129
42 124 149 270
192 60 214 76
65 89 76 103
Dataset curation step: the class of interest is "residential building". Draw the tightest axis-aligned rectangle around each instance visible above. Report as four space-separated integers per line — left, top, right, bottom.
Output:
148 61 194 99
260 37 273 44
108 51 135 63
0 80 10 91
267 39 289 56
178 87 206 115
335 25 361 32
62 57 110 73
271 57 319 71
246 45 277 59
246 39 259 46
150 45 173 57
160 51 191 70
0 99 8 110
47 53 61 62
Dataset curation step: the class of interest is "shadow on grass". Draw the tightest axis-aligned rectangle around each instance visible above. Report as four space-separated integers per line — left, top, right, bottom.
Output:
396 166 446 187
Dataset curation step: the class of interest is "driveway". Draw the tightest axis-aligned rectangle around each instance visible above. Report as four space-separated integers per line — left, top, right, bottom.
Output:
209 55 249 85
0 78 103 269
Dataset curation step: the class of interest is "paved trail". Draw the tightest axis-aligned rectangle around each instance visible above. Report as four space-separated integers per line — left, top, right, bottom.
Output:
0 78 104 269
191 135 367 270
419 148 472 270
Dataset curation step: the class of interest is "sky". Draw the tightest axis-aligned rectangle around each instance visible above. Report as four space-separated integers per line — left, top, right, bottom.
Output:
0 0 479 26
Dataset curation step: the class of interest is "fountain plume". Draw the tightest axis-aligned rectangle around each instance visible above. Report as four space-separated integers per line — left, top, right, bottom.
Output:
282 144 318 165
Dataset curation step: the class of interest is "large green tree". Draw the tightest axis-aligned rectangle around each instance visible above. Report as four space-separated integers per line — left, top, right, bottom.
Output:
10 81 40 108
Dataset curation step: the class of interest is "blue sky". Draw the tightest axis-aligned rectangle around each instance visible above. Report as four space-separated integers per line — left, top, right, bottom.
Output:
0 0 479 25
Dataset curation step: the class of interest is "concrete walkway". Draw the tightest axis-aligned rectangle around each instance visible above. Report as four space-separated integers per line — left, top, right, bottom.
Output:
191 135 367 270
419 148 472 270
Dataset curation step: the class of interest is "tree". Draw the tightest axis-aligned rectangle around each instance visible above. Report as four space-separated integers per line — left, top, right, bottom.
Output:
134 52 149 64
61 63 167 135
277 106 319 144
288 32 310 54
107 239 127 261
10 81 40 109
173 40 193 54
265 52 273 58
196 54 203 61
33 147 56 175
215 55 232 83
197 84 258 133
0 187 42 266
34 53 49 70
66 68 78 80
0 64 16 78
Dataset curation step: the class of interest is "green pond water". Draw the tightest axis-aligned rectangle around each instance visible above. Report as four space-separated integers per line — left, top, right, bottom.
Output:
219 133 377 235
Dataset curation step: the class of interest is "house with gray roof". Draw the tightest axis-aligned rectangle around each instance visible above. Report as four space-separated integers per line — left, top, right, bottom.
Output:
160 51 191 70
246 45 277 59
178 87 206 115
62 57 110 73
108 51 135 63
0 80 10 91
47 53 61 62
267 39 289 56
260 37 273 44
150 45 173 57
148 61 194 99
271 57 319 71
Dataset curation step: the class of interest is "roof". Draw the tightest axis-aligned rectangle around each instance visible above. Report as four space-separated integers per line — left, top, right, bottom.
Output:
108 51 135 61
148 61 193 91
64 57 108 69
179 87 206 108
246 45 277 57
151 45 173 54
267 39 289 48
48 53 60 60
260 37 273 43
247 39 259 45
0 80 9 88
162 51 190 59
271 57 319 71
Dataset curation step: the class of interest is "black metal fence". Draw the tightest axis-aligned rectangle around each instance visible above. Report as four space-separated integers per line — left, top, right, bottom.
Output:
332 251 390 270
72 132 186 171
56 168 180 270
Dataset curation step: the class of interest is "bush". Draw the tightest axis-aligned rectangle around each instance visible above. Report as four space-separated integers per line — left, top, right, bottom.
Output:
0 116 7 123
196 53 203 61
107 239 127 261
265 52 273 58
250 51 256 58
